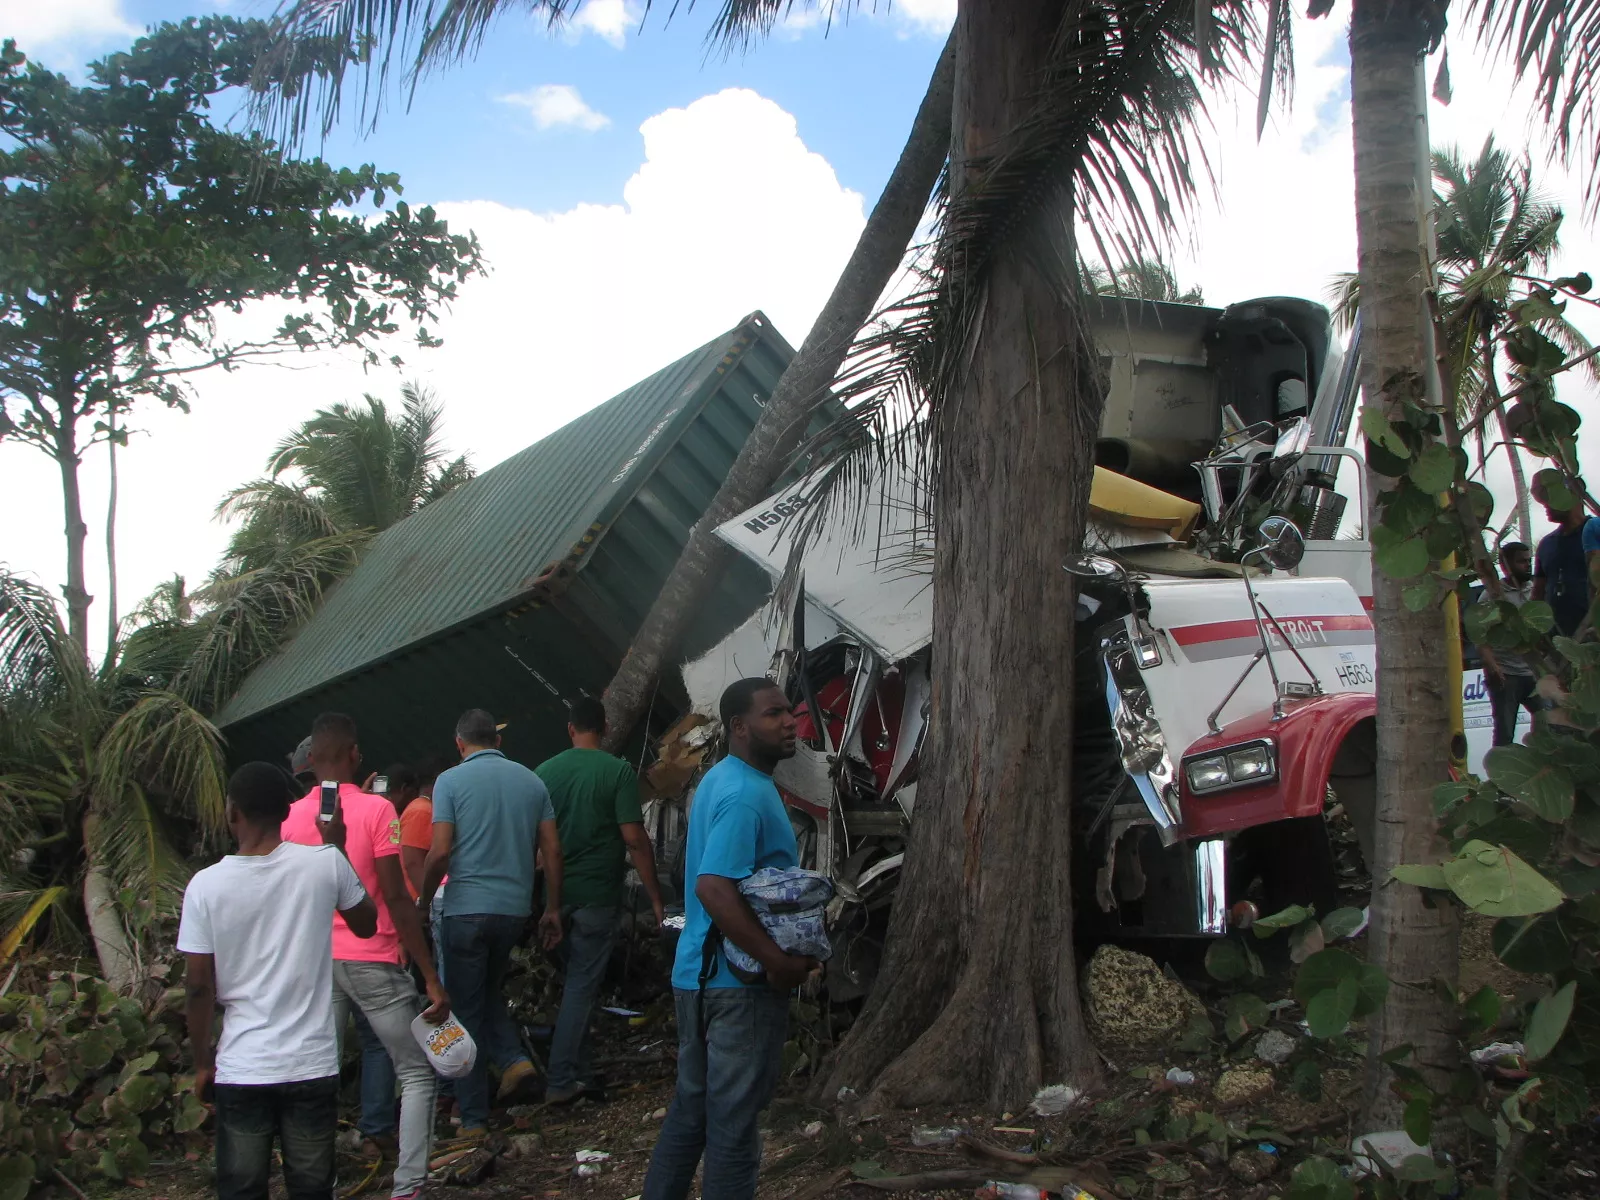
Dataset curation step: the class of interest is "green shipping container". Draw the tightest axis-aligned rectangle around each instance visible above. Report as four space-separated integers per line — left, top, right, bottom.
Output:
216 312 803 772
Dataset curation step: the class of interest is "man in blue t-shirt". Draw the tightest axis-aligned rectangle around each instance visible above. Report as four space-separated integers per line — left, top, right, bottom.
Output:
419 708 564 1133
1534 479 1599 637
642 678 817 1200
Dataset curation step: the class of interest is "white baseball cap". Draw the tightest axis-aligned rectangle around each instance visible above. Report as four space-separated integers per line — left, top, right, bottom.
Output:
411 1012 477 1079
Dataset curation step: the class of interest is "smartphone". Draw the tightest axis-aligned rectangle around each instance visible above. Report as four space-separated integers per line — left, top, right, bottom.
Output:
318 780 338 823
372 775 389 796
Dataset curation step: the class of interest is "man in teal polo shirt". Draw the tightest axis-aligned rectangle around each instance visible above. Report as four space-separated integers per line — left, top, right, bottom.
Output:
419 709 564 1135
641 679 818 1200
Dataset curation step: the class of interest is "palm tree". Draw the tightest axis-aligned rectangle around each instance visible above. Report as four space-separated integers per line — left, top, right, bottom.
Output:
1339 0 1600 1130
1088 258 1205 304
0 569 227 990
252 0 1276 1110
1326 137 1590 546
218 382 472 573
125 383 472 715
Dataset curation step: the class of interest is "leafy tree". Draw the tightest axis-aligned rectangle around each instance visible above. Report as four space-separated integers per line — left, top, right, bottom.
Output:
0 18 483 654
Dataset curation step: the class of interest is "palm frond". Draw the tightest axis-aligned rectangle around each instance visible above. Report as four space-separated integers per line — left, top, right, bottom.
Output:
254 0 578 143
1326 271 1360 334
0 570 97 724
175 531 369 713
82 795 190 918
1469 0 1600 211
92 692 228 838
784 1 1259 553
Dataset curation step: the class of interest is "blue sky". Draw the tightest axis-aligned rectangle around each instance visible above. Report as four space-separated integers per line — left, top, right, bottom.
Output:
45 1 950 212
3 1 1598 658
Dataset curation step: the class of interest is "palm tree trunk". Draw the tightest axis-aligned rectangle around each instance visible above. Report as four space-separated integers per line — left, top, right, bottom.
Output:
55 410 93 656
819 0 1102 1112
598 31 957 752
81 815 140 994
105 412 120 671
1349 0 1461 1130
1479 335 1533 546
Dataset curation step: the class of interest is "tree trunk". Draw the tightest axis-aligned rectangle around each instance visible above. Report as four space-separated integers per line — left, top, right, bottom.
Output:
81 816 140 994
55 413 93 656
1480 336 1532 547
819 0 1102 1113
1349 0 1461 1130
600 32 956 752
105 413 120 670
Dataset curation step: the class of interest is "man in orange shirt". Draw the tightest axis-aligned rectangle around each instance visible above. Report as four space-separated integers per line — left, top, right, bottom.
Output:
282 715 448 1200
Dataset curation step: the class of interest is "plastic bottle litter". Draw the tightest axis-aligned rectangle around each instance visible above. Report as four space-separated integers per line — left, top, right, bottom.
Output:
1165 1068 1196 1086
987 1183 1043 1200
576 1164 602 1179
1469 1041 1525 1065
575 1150 612 1164
912 1126 964 1147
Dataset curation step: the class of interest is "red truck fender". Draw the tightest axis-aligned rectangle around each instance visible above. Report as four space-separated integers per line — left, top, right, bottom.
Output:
1175 692 1377 840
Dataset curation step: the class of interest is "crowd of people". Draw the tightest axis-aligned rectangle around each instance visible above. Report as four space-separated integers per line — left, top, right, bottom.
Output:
178 678 818 1200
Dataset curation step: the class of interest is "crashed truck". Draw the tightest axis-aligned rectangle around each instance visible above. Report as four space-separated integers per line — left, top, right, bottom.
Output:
649 296 1379 1000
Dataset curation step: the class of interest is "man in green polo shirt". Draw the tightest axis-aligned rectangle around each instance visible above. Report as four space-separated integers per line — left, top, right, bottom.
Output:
537 697 665 1104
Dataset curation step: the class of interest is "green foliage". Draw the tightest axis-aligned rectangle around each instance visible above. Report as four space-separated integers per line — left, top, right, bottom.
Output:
0 17 482 451
124 382 474 712
0 971 202 1188
0 570 227 971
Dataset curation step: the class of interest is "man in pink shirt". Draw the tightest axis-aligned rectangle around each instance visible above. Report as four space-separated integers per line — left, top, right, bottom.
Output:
282 714 448 1200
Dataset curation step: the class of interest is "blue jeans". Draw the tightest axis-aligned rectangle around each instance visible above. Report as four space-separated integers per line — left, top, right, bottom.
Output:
548 906 619 1091
441 913 533 1130
214 1075 338 1200
642 987 789 1200
351 1007 396 1138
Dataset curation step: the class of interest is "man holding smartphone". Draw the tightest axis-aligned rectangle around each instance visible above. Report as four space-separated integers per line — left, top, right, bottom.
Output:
180 762 378 1200
281 714 448 1200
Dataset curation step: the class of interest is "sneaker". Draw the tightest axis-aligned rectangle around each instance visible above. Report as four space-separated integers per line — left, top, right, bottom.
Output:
392 1190 424 1200
496 1059 539 1101
458 1125 489 1143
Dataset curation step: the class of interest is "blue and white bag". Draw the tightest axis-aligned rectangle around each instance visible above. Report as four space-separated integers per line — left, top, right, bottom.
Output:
699 866 834 989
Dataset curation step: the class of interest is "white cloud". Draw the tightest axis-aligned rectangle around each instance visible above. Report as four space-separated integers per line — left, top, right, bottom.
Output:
892 0 956 36
0 89 865 653
499 83 612 131
568 0 636 49
3 0 137 53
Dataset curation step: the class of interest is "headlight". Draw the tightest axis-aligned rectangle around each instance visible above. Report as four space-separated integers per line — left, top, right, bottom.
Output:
1185 740 1277 793
1186 755 1231 792
1228 744 1275 782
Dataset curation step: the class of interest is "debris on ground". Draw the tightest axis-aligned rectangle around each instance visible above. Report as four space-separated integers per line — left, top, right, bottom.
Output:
1253 1028 1296 1065
1163 1067 1196 1086
1228 1145 1282 1183
1028 1084 1084 1116
1213 1066 1274 1107
1081 945 1198 1047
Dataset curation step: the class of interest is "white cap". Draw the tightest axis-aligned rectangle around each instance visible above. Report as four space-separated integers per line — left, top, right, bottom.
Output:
411 1012 477 1079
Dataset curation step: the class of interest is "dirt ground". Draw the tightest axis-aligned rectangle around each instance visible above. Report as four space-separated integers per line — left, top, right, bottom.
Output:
107 911 1598 1200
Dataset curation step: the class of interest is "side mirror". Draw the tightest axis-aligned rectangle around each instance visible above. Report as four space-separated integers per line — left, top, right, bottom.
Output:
1063 553 1127 583
1253 515 1305 570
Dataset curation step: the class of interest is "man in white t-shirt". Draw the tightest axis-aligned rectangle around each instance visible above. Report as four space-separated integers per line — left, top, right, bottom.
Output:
180 762 378 1200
